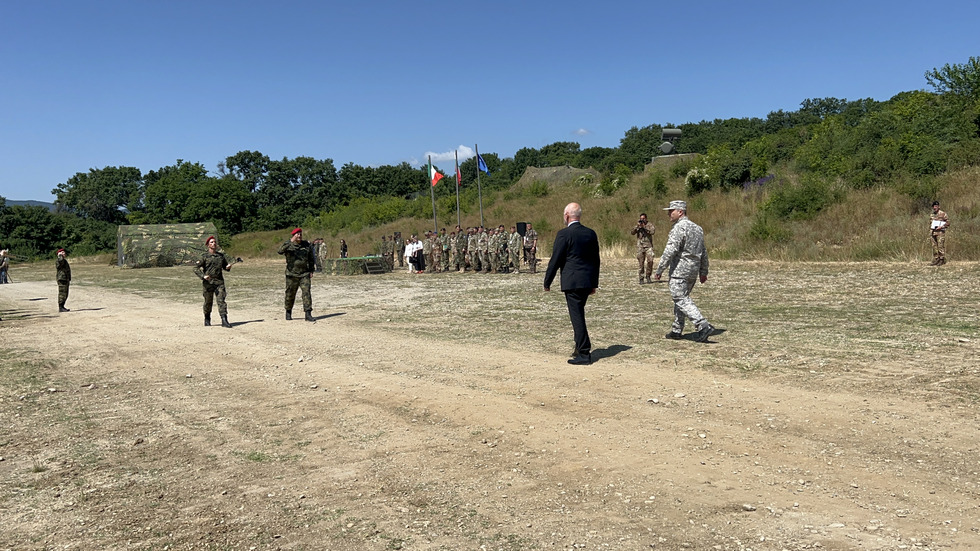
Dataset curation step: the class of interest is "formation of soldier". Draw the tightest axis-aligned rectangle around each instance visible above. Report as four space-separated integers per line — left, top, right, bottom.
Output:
384 224 537 274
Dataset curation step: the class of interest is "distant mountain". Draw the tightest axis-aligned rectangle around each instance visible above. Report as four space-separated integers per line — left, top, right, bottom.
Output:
6 199 55 211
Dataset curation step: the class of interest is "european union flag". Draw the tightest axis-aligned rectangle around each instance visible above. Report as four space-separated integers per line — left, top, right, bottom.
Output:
477 153 490 175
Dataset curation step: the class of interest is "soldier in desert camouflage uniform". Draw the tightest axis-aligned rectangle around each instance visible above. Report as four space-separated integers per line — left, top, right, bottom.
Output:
508 226 523 273
278 228 316 322
394 232 405 267
631 213 656 284
654 201 714 342
193 235 234 328
478 227 490 273
523 223 538 273
929 201 949 266
467 227 481 272
421 232 433 273
452 225 466 272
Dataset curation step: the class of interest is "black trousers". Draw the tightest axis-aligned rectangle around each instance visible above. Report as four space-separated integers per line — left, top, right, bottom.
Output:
564 288 592 355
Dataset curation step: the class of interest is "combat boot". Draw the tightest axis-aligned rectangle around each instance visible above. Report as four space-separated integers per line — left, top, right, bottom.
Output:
304 310 315 322
285 310 292 320
59 306 70 313
204 315 211 326
220 314 232 328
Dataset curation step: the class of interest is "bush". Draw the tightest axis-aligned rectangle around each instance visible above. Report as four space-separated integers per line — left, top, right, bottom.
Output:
526 181 549 197
748 213 792 242
639 170 668 198
764 176 842 220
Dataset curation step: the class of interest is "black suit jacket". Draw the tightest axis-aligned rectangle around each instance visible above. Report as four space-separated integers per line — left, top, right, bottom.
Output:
543 221 600 291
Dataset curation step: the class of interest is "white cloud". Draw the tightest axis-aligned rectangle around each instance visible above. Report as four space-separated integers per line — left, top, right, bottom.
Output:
573 128 592 136
421 145 476 167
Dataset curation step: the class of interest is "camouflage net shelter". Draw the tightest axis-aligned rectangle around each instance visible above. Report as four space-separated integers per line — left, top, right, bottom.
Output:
117 222 217 268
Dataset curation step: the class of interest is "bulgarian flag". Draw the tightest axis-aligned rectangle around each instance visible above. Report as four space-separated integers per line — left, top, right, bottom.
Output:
455 150 461 187
428 156 444 187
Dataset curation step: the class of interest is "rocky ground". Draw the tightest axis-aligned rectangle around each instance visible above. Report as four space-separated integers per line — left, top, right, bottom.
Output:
1 258 978 550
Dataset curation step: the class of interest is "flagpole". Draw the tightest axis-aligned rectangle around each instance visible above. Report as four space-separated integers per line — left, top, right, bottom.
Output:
475 144 484 228
428 156 438 233
455 150 461 227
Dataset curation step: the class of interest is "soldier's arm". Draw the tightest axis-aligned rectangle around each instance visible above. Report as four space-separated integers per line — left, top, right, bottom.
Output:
277 241 291 255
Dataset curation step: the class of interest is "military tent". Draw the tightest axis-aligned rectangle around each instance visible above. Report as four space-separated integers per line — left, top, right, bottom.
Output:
117 222 217 268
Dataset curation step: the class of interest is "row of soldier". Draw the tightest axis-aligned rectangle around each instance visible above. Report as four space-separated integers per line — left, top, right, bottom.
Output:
377 224 540 274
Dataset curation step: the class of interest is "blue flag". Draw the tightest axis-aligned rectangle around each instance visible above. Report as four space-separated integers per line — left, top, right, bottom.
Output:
477 153 490 174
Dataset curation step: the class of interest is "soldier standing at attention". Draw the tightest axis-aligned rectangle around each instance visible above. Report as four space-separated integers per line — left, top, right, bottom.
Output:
466 227 480 272
478 226 491 273
56 248 71 312
654 200 714 342
278 228 316 322
523 223 539 273
509 226 522 273
394 232 405 267
930 200 949 266
193 235 234 328
631 212 656 284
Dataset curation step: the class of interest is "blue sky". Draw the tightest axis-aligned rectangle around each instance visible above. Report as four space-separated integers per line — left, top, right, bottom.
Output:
1 0 977 202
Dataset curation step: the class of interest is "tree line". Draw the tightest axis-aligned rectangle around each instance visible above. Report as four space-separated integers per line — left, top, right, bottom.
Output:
2 58 978 260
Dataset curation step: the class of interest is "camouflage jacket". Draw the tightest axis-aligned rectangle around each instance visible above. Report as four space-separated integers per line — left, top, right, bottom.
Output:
930 209 949 235
655 216 708 280
478 232 489 252
467 233 479 252
509 231 522 251
278 240 316 278
523 229 538 249
194 251 231 284
630 224 655 250
56 257 71 282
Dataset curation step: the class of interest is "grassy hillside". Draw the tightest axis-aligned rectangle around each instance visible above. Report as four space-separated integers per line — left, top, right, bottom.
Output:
227 161 980 264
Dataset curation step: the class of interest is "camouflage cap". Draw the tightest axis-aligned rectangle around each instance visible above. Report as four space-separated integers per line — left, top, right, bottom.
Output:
663 200 687 211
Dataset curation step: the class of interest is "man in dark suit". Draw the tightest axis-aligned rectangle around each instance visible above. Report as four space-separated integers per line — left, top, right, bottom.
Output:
543 203 601 365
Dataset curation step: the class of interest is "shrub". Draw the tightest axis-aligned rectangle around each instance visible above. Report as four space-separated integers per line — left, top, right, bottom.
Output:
639 170 668 198
526 181 549 197
764 176 842 220
748 213 792 242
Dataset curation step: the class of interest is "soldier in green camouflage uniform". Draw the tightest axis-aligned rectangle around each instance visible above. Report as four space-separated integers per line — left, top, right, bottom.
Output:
193 235 234 327
440 228 450 272
278 228 316 322
631 213 656 284
509 226 523 273
56 248 71 312
453 226 467 272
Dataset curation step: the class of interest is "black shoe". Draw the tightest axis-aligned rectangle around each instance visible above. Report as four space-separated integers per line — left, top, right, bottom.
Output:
665 331 683 340
305 311 315 322
59 307 70 313
696 324 715 343
285 311 292 321
220 315 232 328
567 353 592 365
204 316 211 327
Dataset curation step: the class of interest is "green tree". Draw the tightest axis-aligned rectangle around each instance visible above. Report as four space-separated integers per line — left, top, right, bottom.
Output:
53 166 142 224
925 56 980 101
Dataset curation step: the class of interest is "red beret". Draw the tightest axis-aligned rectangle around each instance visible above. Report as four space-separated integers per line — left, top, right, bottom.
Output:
291 228 303 236
57 248 65 254
205 235 215 244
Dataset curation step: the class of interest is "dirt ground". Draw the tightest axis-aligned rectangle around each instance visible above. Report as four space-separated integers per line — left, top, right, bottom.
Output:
1 258 979 550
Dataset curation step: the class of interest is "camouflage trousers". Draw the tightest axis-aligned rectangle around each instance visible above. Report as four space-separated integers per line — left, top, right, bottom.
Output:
466 250 480 272
637 247 656 279
479 250 490 272
931 232 946 263
524 247 537 273
510 249 521 273
442 249 450 272
202 281 227 317
284 275 312 313
668 277 707 334
58 282 70 308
